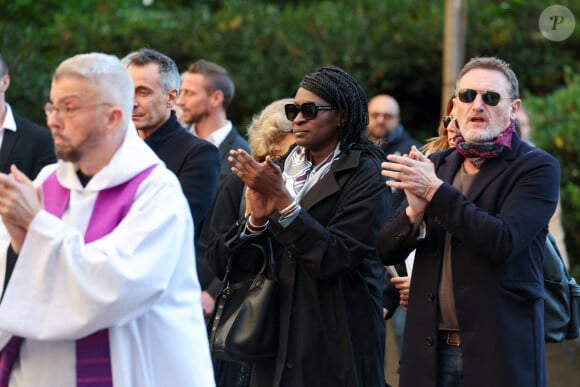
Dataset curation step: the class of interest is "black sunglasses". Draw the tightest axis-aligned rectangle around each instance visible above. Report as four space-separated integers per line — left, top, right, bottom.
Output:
442 116 453 129
456 88 510 107
285 102 337 121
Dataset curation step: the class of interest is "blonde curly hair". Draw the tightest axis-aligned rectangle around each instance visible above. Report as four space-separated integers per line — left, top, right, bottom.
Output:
247 98 294 160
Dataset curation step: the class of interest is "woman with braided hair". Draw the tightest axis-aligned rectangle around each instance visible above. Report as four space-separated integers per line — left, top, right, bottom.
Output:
220 66 391 386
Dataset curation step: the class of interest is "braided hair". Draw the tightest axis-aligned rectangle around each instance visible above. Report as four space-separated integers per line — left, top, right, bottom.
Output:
299 66 385 162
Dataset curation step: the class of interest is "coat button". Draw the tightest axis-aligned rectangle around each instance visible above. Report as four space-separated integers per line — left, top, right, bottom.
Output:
426 336 434 346
286 360 294 369
427 292 435 302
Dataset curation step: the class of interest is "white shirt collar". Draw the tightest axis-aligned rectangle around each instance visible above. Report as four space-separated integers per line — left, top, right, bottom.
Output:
190 120 232 148
1 103 18 133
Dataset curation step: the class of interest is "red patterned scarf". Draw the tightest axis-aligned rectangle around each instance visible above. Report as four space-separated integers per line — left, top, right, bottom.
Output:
454 121 515 168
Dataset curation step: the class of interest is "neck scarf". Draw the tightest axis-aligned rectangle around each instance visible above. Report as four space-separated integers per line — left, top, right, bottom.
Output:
454 121 515 169
283 143 341 202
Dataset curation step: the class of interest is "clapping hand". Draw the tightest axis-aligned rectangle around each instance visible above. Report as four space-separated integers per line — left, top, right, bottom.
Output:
0 165 43 252
381 146 443 223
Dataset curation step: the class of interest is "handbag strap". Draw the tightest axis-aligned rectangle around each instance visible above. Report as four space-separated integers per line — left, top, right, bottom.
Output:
223 236 274 283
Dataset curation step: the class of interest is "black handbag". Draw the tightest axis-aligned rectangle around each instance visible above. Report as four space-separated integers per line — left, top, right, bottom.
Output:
208 238 279 362
543 232 580 342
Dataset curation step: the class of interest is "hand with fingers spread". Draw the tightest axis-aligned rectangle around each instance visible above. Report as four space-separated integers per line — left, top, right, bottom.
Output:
0 165 44 252
381 146 443 223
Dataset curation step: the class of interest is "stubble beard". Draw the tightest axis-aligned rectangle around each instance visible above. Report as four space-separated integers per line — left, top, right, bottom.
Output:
463 122 504 143
185 108 211 126
55 145 82 163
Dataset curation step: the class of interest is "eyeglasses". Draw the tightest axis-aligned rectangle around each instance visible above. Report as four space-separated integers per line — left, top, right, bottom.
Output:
44 102 112 119
284 102 337 121
370 112 398 120
456 88 512 107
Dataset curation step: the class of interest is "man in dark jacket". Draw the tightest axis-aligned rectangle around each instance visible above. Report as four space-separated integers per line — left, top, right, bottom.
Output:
176 58 250 387
377 57 558 387
122 48 220 246
0 54 55 179
177 59 250 317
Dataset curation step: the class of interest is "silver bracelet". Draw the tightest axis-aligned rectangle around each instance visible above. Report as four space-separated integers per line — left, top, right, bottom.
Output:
279 199 298 218
246 215 269 233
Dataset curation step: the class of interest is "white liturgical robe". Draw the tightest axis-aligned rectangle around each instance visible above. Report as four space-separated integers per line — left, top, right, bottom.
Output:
0 125 215 387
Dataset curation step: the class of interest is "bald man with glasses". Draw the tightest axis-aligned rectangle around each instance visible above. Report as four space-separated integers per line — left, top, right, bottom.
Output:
366 94 422 157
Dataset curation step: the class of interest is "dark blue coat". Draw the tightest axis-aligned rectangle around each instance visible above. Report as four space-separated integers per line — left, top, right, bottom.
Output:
378 133 559 387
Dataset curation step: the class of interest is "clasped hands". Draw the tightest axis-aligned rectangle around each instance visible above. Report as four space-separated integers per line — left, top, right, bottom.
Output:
381 146 443 224
228 149 294 225
0 165 43 253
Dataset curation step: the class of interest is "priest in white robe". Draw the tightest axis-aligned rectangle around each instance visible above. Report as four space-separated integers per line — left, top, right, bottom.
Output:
0 52 214 387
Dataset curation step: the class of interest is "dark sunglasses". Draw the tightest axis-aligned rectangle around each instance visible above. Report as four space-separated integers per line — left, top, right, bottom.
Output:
456 88 510 107
284 102 337 121
442 116 453 129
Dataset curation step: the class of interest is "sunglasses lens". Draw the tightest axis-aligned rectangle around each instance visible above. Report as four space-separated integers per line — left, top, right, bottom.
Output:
482 91 501 106
458 89 502 106
458 89 477 103
301 103 318 120
442 116 452 129
285 104 299 120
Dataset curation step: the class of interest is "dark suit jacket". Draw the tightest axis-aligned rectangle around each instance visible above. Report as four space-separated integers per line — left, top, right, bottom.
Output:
143 111 220 239
1 114 56 179
197 126 250 295
208 149 391 387
377 134 560 387
216 126 251 180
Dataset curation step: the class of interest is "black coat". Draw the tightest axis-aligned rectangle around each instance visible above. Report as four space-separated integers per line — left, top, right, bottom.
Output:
197 126 250 294
377 134 560 387
207 150 391 387
217 127 251 181
1 113 56 179
143 111 220 238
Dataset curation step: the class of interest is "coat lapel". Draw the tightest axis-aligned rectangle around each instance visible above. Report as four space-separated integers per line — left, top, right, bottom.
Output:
465 135 521 202
435 134 522 203
298 150 360 210
436 149 463 184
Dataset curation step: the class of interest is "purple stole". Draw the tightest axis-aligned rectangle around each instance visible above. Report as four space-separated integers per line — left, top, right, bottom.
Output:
0 165 156 387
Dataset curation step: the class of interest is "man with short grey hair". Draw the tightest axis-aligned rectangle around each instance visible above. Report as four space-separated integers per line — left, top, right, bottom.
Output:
378 56 559 387
122 48 220 241
0 52 215 387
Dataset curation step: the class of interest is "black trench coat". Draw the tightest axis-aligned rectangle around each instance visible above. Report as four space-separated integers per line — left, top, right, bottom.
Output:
207 150 391 387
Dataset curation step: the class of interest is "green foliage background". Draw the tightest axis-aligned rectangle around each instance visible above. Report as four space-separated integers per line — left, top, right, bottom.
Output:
1 0 579 273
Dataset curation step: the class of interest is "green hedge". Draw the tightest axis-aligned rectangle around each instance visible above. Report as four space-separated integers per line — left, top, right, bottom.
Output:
525 71 580 278
2 0 579 271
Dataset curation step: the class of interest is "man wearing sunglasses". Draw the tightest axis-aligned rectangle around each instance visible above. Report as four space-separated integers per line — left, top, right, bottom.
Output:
366 94 422 157
378 57 559 387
